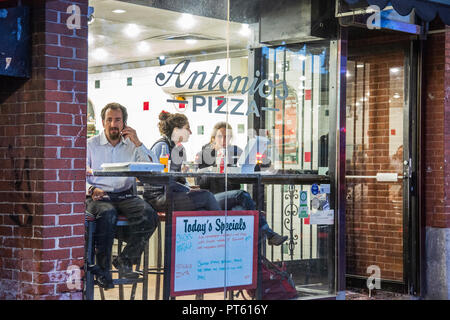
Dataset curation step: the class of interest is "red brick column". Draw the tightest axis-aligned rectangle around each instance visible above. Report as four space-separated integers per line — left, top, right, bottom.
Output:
0 0 88 299
422 28 450 299
443 28 450 230
423 32 446 229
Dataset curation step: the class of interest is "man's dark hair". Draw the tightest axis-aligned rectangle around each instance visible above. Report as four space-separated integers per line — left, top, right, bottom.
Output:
101 102 128 124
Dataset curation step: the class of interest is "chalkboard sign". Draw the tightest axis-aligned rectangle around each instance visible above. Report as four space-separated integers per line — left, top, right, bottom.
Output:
170 211 259 296
0 6 31 78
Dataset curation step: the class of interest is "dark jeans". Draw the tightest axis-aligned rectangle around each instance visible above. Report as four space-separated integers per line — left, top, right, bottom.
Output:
148 188 221 213
214 190 271 235
86 196 158 272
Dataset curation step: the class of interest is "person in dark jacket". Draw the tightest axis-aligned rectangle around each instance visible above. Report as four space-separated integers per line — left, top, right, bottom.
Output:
195 122 288 246
143 111 220 212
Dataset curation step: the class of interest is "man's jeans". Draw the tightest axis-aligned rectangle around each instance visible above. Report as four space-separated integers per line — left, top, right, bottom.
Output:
146 188 221 213
86 196 158 272
214 190 271 234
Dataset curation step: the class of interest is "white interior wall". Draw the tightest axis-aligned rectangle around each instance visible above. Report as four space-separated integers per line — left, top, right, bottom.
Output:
88 58 249 161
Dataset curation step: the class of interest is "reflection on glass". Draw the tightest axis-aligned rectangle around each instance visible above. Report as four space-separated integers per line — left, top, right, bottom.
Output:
264 44 330 172
260 42 334 298
87 0 336 301
346 56 404 282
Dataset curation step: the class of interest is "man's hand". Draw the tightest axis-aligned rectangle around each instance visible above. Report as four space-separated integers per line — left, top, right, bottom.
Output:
92 187 106 201
121 126 142 147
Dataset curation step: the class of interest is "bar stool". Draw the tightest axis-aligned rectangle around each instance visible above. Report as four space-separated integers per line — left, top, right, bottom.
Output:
83 213 150 300
148 211 165 300
83 211 96 300
100 215 150 300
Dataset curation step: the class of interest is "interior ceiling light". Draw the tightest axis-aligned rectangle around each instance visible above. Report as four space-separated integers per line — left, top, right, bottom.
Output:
240 24 251 37
92 48 109 60
124 24 141 38
179 13 196 29
185 39 197 45
137 41 150 52
112 9 126 14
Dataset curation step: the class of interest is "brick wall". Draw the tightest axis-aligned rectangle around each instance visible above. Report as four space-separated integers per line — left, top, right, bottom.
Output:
444 28 450 229
0 0 88 300
422 31 447 229
422 28 450 300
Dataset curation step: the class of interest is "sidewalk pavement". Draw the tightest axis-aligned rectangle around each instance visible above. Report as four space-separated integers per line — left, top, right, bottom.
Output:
345 287 414 300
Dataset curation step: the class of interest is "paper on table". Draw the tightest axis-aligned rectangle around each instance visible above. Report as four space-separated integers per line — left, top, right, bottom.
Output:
310 209 334 225
100 162 164 172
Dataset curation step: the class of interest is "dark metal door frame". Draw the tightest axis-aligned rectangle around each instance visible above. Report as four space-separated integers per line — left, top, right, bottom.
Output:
405 38 422 297
344 35 421 295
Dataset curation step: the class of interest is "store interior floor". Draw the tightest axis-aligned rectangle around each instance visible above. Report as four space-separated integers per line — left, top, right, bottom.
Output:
345 288 413 300
92 273 413 300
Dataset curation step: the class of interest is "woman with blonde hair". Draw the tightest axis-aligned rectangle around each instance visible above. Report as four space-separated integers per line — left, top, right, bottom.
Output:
195 122 287 246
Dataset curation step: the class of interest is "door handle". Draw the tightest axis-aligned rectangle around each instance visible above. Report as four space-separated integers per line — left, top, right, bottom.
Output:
346 173 400 182
403 159 412 179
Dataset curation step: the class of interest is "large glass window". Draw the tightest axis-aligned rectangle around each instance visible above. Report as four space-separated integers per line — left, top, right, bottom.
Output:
87 0 338 300
260 43 334 297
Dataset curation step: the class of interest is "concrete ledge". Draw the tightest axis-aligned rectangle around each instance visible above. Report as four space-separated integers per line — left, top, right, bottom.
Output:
424 227 450 299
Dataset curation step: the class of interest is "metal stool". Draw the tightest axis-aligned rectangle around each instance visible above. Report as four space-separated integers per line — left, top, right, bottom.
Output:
84 213 150 300
102 215 149 300
148 211 165 300
83 211 96 300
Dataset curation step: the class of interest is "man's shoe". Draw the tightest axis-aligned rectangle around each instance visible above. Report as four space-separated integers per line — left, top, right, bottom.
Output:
95 274 114 290
91 265 114 289
267 233 288 246
112 256 139 279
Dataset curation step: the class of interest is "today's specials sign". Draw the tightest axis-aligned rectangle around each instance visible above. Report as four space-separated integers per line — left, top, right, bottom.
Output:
170 211 259 296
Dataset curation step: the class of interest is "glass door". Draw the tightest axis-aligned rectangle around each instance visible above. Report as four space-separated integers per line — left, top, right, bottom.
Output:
345 40 418 294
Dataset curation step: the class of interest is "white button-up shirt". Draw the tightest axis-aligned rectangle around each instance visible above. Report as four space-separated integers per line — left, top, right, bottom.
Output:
86 130 156 193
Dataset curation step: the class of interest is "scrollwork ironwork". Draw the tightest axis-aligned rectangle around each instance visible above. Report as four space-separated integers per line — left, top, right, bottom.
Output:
283 185 299 259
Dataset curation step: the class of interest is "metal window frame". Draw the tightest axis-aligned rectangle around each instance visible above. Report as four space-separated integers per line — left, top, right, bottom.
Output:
343 34 421 296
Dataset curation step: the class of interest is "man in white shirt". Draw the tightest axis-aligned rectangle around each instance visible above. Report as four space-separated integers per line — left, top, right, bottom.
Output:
86 102 158 289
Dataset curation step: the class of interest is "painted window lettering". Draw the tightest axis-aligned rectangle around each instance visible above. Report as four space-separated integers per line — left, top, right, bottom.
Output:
156 59 288 117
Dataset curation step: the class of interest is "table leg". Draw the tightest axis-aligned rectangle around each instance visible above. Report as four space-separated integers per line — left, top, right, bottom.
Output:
163 176 173 300
256 177 263 300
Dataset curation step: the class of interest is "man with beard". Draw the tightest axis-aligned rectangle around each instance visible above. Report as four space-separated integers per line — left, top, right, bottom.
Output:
86 102 159 289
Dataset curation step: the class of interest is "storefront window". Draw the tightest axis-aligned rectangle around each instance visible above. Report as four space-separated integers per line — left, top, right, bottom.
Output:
87 0 337 300
260 42 334 297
